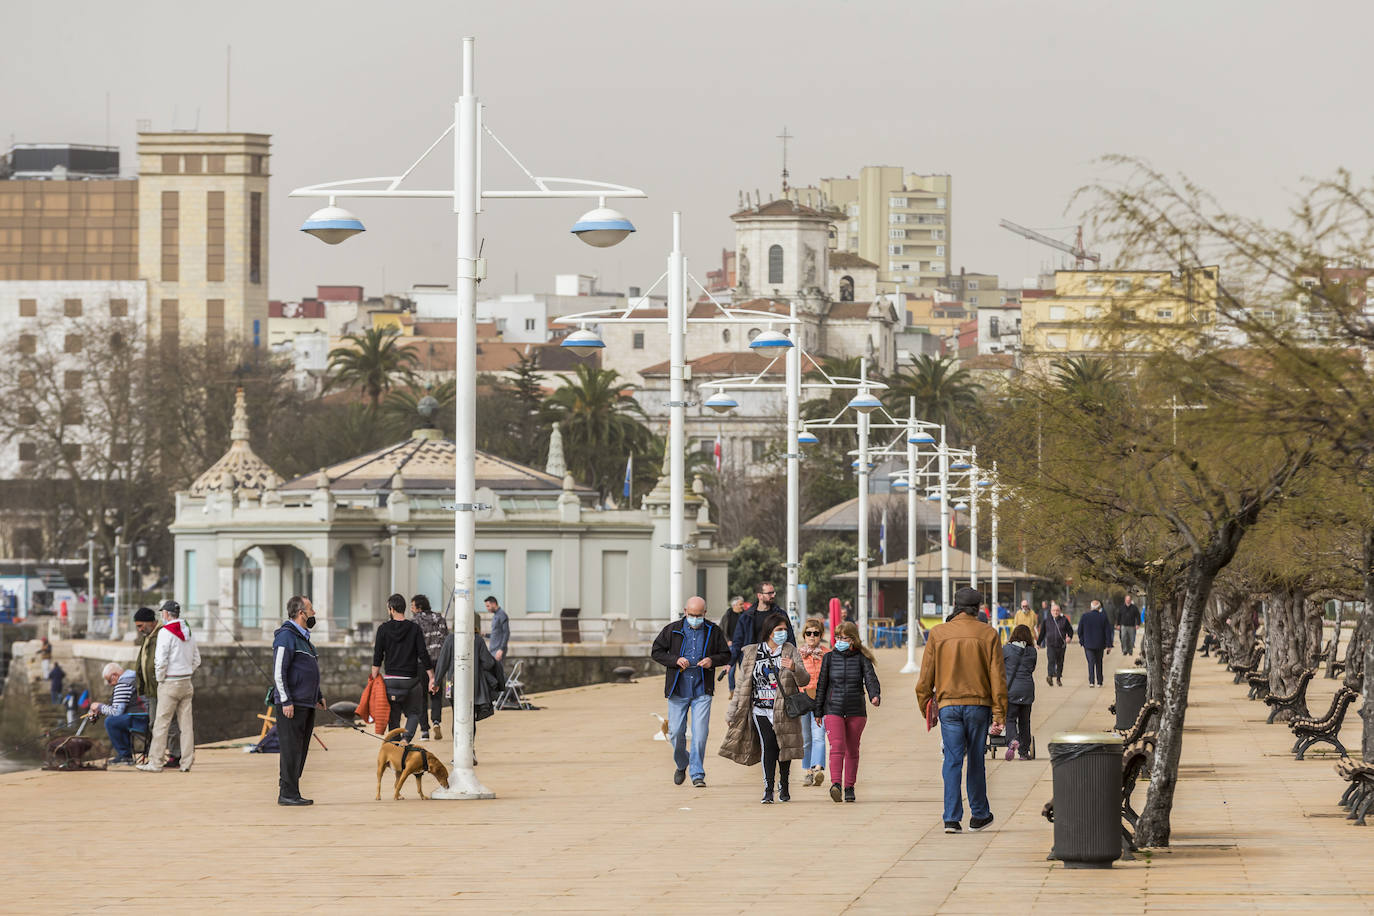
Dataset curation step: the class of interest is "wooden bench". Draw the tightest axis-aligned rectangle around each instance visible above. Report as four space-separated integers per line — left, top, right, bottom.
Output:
1289 686 1358 760
1263 668 1315 724
1114 699 1161 745
1335 757 1374 826
1246 670 1272 700
1230 645 1264 684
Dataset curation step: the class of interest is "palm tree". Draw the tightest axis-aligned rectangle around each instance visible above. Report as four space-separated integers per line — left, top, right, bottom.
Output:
1051 355 1125 415
381 380 456 439
326 327 420 409
882 354 984 442
541 364 659 501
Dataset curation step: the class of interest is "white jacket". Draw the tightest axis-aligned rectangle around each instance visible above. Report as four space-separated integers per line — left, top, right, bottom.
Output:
155 619 202 681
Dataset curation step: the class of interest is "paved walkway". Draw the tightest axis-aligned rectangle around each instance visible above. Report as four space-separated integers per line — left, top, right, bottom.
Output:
0 642 1367 914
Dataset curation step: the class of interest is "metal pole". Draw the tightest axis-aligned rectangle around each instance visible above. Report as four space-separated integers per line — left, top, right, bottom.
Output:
856 361 870 638
87 535 96 636
389 525 398 596
901 399 919 674
938 429 950 619
990 462 1000 616
969 447 979 592
434 35 492 800
784 301 800 625
667 212 686 624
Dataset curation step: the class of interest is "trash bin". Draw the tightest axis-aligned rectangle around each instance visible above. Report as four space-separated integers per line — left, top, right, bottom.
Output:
1049 732 1123 868
1114 668 1148 731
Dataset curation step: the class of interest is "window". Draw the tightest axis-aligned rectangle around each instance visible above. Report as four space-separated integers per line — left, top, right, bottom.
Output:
888 245 904 255
161 299 179 349
751 439 768 461
111 443 131 462
1144 276 1163 291
932 229 945 240
524 318 536 331
58 298 81 318
161 190 179 282
935 245 946 257
161 154 180 174
109 298 128 317
889 197 907 208
416 549 445 609
61 398 82 425
721 328 731 343
1086 279 1104 293
890 213 907 224
238 554 262 629
1195 310 1214 324
249 192 263 284
207 154 225 173
18 370 34 387
18 407 36 426
183 549 198 612
1115 279 1131 292
967 279 979 290
1121 308 1138 321
206 191 225 282
632 331 644 350
1085 306 1103 320
989 316 1000 338
968 295 978 306
601 550 628 617
19 298 36 317
207 299 225 345
767 245 783 284
475 550 506 608
747 328 760 341
1155 308 1174 320
251 155 266 175
525 550 552 614
889 229 906 239
18 442 36 462
1046 333 1068 349
18 334 36 354
936 197 946 208
182 154 202 174
64 334 83 353
64 371 82 390
1049 306 1067 321
62 443 81 462
848 221 858 233
929 261 944 273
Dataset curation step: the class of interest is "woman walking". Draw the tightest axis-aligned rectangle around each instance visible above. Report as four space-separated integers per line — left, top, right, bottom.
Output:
718 612 810 804
1002 624 1037 760
797 617 829 787
813 621 881 803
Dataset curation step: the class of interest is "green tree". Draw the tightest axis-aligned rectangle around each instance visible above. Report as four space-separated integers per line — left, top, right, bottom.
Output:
541 364 658 501
800 538 857 609
729 536 784 602
326 327 419 409
882 354 983 444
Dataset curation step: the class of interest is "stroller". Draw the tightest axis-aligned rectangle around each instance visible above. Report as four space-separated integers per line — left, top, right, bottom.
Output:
986 730 1035 760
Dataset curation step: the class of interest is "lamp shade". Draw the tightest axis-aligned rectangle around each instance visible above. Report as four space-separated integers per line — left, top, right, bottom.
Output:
848 391 882 414
559 328 605 357
704 393 738 414
926 492 941 501
797 430 819 445
977 479 992 487
891 477 909 491
301 206 365 244
571 206 635 247
908 431 936 444
953 501 970 511
748 329 793 350
950 460 972 471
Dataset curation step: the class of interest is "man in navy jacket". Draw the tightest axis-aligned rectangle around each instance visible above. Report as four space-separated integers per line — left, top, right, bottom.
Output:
731 582 795 665
651 596 731 788
272 595 324 806
1077 600 1114 688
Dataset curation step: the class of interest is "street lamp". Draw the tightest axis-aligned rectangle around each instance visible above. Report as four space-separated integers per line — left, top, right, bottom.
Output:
112 525 123 641
300 204 366 244
560 328 606 357
570 205 636 247
292 36 644 800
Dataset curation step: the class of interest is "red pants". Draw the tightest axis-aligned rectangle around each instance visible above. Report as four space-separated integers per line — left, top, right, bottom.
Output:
824 714 867 787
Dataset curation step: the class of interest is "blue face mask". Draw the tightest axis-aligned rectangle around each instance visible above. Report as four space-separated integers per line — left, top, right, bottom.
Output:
685 615 704 628
834 640 851 651
772 630 788 645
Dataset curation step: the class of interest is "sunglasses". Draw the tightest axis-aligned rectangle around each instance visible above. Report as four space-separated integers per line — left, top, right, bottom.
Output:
803 630 822 637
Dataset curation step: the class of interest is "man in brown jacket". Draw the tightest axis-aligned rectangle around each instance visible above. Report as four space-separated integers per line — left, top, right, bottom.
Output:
916 587 1007 834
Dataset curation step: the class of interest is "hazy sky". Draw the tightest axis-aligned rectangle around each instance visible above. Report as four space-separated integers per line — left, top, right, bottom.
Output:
7 0 1372 301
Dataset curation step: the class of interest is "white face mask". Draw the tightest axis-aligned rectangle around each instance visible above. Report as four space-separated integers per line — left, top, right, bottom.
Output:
772 629 788 645
685 615 704 628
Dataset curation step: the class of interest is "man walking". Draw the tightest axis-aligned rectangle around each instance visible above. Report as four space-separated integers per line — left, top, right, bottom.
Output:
484 596 509 663
1012 600 1039 641
916 587 1007 834
412 594 448 740
371 593 435 741
1117 595 1140 656
651 596 731 788
272 596 324 806
1038 602 1073 686
1078 599 1113 687
138 600 199 772
732 582 795 664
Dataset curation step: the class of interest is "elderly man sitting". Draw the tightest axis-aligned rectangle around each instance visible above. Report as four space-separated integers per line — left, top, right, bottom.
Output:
88 663 148 767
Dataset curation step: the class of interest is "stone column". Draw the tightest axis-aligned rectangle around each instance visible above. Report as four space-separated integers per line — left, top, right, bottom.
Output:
310 557 334 643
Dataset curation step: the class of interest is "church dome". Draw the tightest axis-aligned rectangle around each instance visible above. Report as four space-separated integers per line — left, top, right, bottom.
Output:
189 388 284 496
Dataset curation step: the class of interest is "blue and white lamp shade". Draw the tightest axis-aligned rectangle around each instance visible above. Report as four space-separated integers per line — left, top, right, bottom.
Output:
300 206 365 245
954 502 970 511
570 207 636 248
891 477 909 491
704 393 739 414
559 328 606 357
926 492 942 501
848 391 882 414
748 329 794 350
797 430 820 445
908 431 936 444
950 460 972 471
977 479 992 487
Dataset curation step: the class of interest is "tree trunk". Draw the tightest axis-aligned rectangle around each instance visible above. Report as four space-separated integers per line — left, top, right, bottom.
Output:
1136 565 1217 848
1328 601 1345 679
1363 632 1374 765
1349 526 1374 761
1144 577 1166 704
1265 587 1314 718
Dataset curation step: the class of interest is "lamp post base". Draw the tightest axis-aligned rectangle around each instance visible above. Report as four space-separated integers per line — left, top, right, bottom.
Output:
900 661 920 674
431 768 495 800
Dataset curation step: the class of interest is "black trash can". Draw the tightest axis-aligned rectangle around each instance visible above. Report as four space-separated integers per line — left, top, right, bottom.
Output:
1049 733 1123 868
1114 668 1148 731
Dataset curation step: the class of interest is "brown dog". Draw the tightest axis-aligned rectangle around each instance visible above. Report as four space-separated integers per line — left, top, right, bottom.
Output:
376 728 450 800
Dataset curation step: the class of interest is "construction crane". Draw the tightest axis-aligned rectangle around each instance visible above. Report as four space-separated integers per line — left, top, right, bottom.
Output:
999 219 1101 269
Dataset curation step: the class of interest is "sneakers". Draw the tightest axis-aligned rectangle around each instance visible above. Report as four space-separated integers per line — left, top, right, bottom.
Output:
420 731 431 739
761 787 774 804
813 766 826 786
970 814 995 832
432 725 442 740
108 757 135 768
135 762 161 773
802 770 814 787
944 821 962 833
673 768 686 785
844 787 856 803
830 783 843 803
1005 740 1019 761
162 757 180 769
277 796 314 806
691 777 706 788
1056 677 1063 686
1046 676 1053 686
778 782 791 803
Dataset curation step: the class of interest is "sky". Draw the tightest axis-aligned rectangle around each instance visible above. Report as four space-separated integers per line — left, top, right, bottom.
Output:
6 0 1373 301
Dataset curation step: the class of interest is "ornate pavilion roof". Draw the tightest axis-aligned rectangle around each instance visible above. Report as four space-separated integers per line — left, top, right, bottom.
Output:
189 389 284 496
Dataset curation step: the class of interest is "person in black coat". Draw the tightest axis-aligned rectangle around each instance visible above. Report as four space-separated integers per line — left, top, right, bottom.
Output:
718 597 745 696
1001 625 1037 760
651 597 731 787
1037 603 1073 686
731 584 795 665
1077 600 1114 687
812 621 881 803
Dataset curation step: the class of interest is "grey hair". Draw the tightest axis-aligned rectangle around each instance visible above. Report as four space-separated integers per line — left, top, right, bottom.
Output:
101 662 122 680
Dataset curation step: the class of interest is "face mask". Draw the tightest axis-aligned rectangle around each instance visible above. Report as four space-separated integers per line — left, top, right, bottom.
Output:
685 615 704 628
304 616 316 629
834 640 851 651
772 630 788 645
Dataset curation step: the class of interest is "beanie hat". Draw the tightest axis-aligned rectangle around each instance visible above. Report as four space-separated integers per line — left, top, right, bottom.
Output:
133 607 156 622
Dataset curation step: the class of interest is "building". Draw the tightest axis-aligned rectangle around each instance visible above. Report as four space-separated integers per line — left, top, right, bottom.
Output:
1019 267 1220 368
169 390 728 642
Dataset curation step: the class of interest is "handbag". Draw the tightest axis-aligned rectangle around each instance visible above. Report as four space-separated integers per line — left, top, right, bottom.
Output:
784 691 814 718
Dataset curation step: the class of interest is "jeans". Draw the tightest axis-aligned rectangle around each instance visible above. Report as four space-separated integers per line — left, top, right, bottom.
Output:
802 713 827 769
727 661 737 693
666 693 713 780
1084 648 1104 685
823 714 867 787
937 704 992 824
1119 626 1137 655
104 712 148 760
1006 702 1032 755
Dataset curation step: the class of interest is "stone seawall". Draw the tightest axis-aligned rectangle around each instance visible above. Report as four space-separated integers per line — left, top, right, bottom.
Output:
2 638 657 752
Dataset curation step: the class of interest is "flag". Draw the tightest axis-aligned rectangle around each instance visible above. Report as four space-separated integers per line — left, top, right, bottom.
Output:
949 513 957 546
713 435 722 472
879 507 888 565
622 454 633 501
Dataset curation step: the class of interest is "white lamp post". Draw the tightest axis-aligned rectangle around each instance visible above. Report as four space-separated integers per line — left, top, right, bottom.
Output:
87 531 96 635
989 464 999 613
292 37 643 799
969 449 979 592
112 526 122 640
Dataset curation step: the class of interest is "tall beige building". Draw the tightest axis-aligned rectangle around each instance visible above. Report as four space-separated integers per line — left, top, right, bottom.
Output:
793 166 951 292
137 133 270 347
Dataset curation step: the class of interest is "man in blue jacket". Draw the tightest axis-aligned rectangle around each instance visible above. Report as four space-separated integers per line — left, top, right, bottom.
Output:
731 582 795 665
272 595 324 806
650 596 731 788
1077 599 1114 688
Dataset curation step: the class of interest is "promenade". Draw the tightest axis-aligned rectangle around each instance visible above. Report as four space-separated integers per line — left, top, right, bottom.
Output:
0 643 1366 914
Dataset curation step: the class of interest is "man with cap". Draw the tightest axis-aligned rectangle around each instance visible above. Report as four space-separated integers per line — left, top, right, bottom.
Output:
133 607 181 768
916 586 1007 834
137 600 201 772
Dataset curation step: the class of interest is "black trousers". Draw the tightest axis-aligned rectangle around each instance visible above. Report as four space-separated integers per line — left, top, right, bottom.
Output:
1084 648 1104 685
419 691 443 732
1046 645 1066 679
385 679 423 738
276 704 315 800
752 711 790 790
1006 702 1032 755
